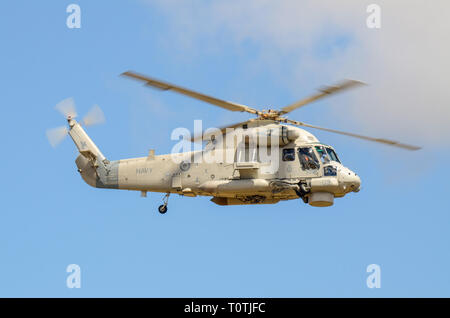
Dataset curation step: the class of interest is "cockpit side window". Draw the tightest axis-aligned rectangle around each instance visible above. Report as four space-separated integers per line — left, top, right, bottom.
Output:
298 147 320 170
282 148 295 161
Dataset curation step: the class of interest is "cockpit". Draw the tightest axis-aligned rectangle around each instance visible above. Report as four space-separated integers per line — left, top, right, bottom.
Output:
280 144 343 177
295 145 340 169
297 147 320 170
282 144 360 196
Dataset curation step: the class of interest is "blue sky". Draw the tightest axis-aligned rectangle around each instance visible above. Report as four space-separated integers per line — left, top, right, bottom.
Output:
1 1 449 297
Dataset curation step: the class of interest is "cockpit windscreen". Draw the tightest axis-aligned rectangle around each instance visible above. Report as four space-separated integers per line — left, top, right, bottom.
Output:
325 147 340 163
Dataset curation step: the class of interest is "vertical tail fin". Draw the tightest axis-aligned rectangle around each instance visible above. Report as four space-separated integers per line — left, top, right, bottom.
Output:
68 119 106 163
68 119 119 189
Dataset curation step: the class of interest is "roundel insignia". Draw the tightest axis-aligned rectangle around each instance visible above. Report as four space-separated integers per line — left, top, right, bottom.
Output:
180 161 191 172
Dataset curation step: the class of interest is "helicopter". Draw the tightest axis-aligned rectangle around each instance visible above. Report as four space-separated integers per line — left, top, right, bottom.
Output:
46 71 421 214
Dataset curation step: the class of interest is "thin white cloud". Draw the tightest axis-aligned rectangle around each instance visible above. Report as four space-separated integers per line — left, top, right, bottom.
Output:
147 0 450 147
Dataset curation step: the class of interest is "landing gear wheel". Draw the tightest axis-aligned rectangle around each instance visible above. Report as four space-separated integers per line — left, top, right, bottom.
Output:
158 205 168 214
158 193 170 214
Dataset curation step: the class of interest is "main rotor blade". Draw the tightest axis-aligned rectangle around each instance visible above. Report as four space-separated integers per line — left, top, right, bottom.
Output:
190 120 254 143
55 97 77 119
121 71 259 115
83 104 105 126
279 79 365 115
46 126 68 147
284 119 421 151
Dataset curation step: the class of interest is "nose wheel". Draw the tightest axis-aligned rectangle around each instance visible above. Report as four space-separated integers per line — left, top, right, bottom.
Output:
158 193 170 214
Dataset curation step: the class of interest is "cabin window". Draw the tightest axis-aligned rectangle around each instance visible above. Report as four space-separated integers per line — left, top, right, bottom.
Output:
236 142 257 162
282 148 295 161
298 147 320 170
257 146 272 163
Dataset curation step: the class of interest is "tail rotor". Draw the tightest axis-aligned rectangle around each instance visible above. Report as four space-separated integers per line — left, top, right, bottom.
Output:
82 104 105 127
46 97 105 148
55 97 78 119
46 126 69 148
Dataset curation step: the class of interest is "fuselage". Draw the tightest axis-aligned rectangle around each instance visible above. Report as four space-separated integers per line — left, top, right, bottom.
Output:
73 120 361 206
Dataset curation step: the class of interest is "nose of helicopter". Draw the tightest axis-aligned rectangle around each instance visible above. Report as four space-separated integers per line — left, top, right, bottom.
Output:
339 167 361 193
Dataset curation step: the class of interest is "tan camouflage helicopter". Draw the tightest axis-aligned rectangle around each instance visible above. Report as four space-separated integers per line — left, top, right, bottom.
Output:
47 71 420 214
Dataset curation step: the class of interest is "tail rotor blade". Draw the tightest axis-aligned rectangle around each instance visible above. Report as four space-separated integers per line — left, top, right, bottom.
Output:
83 104 105 126
46 126 69 147
55 97 77 119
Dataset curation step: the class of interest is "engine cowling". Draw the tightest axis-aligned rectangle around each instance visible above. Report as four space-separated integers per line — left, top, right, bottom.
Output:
243 126 300 146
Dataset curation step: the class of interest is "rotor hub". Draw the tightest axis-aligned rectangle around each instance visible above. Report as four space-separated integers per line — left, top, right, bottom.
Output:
258 109 281 120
